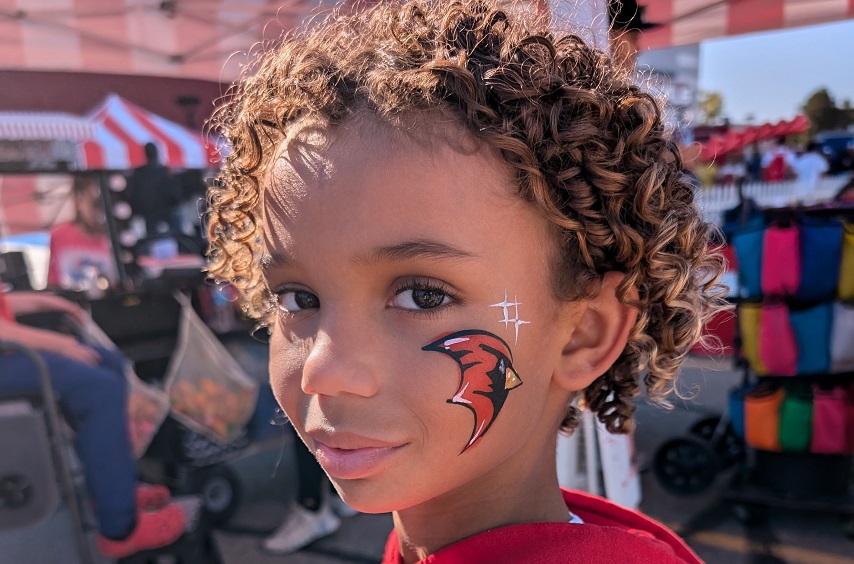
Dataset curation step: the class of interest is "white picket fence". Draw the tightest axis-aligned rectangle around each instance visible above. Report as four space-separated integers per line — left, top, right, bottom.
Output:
695 175 851 226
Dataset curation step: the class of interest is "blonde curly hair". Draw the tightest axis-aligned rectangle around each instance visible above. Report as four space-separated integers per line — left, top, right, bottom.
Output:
207 0 728 434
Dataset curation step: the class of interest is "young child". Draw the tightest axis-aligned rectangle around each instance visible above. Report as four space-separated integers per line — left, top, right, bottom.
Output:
207 1 726 562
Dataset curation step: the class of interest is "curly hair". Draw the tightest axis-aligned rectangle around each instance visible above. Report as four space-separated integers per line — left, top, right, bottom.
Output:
207 0 728 434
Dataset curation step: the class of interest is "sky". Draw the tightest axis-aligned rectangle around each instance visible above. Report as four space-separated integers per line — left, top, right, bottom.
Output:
697 18 854 124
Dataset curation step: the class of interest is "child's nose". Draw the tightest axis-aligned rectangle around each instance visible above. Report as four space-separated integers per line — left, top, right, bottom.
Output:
301 325 380 398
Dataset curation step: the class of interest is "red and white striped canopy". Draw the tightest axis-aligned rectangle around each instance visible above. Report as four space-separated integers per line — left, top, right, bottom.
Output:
0 112 93 141
0 0 317 83
2 1 852 85
81 93 219 170
642 0 854 50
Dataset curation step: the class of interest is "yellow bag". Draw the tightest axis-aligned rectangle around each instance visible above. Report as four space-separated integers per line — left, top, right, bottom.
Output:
739 303 765 375
837 222 854 300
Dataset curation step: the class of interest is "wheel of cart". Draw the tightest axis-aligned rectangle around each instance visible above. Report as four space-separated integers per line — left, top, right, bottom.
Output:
189 465 242 526
653 435 721 496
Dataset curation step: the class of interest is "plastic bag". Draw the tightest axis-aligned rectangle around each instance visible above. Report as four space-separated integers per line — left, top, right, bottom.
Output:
165 293 258 444
85 320 169 458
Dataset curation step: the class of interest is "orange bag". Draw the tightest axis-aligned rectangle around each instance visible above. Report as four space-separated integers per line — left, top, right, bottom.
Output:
744 385 784 451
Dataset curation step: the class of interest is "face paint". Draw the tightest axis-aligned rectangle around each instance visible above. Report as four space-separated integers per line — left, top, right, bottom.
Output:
489 290 530 344
423 330 523 453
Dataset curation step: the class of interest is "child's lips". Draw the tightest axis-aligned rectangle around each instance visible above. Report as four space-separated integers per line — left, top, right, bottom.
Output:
313 440 406 480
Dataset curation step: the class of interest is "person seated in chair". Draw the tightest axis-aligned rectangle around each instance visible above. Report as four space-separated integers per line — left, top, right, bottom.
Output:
47 174 118 291
0 287 186 558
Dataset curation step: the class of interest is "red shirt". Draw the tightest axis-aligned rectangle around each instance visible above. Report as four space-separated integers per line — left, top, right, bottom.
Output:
382 488 702 564
48 222 116 289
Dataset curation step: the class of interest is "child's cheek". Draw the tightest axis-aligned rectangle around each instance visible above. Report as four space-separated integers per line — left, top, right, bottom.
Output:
422 329 523 454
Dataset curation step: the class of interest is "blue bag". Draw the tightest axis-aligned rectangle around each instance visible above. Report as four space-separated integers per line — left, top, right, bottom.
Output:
728 384 753 439
731 221 765 300
797 217 843 302
789 303 833 375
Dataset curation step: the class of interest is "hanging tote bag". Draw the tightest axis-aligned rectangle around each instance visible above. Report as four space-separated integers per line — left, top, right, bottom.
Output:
797 217 843 302
829 302 854 374
810 385 848 454
837 222 854 300
739 303 766 375
789 303 833 375
728 384 753 439
731 225 765 300
744 385 784 451
759 303 798 377
761 225 800 298
778 384 812 452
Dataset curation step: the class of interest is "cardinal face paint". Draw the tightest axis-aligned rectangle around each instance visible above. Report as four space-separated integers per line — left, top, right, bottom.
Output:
423 329 523 453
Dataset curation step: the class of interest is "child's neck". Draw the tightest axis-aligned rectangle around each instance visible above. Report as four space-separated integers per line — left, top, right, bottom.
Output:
391 443 568 563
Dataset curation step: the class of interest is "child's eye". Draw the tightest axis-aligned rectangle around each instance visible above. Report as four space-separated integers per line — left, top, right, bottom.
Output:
389 280 456 311
276 289 320 313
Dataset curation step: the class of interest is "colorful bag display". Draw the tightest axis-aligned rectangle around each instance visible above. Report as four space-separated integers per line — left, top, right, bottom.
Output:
778 385 812 452
837 222 854 300
810 385 847 454
761 225 800 297
739 303 765 375
797 218 842 302
744 385 784 451
731 226 765 299
829 302 854 374
759 303 797 377
789 303 833 375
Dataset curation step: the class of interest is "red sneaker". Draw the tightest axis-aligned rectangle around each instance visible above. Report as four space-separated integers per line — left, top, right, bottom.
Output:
96 503 186 558
136 483 171 510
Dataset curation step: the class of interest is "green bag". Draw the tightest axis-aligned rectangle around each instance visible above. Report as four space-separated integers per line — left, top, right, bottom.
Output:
779 386 813 452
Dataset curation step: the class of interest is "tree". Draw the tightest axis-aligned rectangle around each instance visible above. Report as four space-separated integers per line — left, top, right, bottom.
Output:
698 91 724 125
802 88 846 133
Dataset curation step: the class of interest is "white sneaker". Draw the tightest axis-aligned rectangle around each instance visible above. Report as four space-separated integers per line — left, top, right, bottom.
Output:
263 502 341 554
329 495 359 518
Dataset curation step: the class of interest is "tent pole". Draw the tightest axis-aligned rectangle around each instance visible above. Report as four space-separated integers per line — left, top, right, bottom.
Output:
98 172 130 291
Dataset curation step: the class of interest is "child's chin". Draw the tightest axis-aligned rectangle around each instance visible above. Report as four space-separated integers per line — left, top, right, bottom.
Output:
331 481 412 514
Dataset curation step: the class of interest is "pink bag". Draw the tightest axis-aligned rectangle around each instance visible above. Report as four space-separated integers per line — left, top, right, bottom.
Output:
759 303 798 377
761 225 800 297
810 385 847 454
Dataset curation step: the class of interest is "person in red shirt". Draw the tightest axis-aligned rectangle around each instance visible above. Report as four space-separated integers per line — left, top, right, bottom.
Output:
0 287 185 557
205 2 726 562
47 174 117 290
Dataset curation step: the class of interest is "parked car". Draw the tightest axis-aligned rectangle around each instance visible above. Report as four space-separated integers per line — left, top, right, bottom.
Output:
816 131 854 175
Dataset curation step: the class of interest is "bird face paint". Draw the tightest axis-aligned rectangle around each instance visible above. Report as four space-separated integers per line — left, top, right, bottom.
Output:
423 330 523 453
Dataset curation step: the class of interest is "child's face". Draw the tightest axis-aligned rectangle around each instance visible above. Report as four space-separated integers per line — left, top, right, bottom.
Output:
263 116 579 513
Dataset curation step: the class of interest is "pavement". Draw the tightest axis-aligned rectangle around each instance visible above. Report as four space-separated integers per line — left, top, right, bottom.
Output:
2 343 853 563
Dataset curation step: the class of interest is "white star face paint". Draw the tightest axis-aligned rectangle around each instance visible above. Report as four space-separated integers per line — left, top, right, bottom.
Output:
489 290 531 345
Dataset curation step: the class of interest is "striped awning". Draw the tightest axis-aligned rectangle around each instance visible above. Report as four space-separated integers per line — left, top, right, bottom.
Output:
0 0 317 83
0 112 94 141
81 93 220 170
642 0 854 50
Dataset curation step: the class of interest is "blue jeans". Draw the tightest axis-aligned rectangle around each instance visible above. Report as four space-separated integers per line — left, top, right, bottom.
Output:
1 346 136 539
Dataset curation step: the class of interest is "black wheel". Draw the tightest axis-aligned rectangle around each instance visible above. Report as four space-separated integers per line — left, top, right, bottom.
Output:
192 466 241 526
689 416 745 469
653 437 720 496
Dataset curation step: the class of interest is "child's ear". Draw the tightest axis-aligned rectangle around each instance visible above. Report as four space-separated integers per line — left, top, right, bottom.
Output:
552 272 638 392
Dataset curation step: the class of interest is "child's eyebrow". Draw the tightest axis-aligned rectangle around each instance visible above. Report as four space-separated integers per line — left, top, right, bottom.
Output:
357 239 478 265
